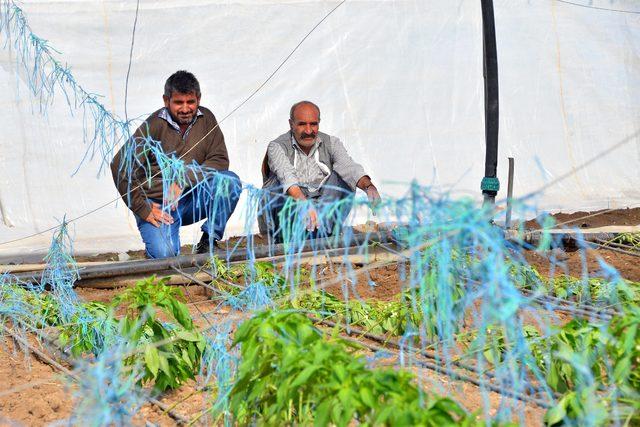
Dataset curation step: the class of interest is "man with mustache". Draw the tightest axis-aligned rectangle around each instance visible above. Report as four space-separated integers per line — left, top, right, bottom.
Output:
111 70 241 258
260 100 381 242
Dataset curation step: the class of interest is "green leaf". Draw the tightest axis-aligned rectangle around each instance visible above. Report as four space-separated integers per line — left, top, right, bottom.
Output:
290 365 320 388
359 387 376 407
544 400 567 426
175 330 201 342
144 345 160 377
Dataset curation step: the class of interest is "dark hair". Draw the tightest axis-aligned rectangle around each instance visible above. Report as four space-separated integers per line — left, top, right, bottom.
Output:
289 100 321 121
164 70 201 98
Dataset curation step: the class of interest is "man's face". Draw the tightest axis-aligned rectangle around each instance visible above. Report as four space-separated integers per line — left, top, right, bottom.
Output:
163 91 200 125
289 104 320 149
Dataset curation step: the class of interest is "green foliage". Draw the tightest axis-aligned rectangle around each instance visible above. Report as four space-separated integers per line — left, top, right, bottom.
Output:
468 324 539 366
608 233 640 249
289 289 422 337
531 319 607 394
228 310 480 426
544 386 608 427
57 301 114 357
606 306 640 393
537 308 640 425
205 256 311 299
113 276 206 391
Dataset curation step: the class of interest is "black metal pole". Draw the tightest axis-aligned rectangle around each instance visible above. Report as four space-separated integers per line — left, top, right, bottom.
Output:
480 0 500 205
12 231 389 284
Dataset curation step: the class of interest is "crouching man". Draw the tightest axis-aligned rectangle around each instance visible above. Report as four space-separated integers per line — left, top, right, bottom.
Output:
111 70 241 258
259 101 380 242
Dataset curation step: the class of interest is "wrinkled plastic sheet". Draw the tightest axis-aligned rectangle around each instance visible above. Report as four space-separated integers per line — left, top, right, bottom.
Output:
0 0 639 258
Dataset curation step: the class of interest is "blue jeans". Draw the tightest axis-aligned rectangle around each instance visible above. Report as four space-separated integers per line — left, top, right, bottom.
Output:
136 170 241 258
259 172 354 243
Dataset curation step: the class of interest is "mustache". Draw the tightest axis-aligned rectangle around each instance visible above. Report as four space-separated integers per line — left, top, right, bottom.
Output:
301 132 316 139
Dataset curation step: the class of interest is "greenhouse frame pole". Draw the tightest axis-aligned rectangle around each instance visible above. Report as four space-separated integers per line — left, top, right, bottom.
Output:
480 0 500 205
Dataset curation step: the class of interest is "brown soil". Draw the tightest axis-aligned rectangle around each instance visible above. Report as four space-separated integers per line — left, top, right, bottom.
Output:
525 247 640 282
525 207 640 229
320 263 404 301
0 332 204 427
0 338 72 426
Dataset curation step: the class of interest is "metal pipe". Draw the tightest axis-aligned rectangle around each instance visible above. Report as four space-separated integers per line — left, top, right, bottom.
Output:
505 157 514 229
12 231 389 284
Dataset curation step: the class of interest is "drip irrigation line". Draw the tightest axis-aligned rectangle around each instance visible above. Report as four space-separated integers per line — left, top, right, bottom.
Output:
148 398 189 425
2 325 72 375
334 327 553 409
592 239 640 258
524 287 619 315
0 0 348 248
515 285 615 320
170 266 223 298
465 275 615 321
316 316 561 404
533 297 612 321
525 290 619 318
555 0 640 14
314 317 495 380
596 239 640 253
177 271 215 328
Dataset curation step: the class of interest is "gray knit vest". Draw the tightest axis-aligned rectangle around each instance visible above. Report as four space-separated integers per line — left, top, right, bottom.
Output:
262 131 334 188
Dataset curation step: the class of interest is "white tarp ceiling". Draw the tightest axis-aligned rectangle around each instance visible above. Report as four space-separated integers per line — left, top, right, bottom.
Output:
0 0 639 259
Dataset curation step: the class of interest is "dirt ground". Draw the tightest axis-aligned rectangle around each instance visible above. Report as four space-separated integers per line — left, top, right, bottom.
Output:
3 208 640 426
525 246 640 282
525 207 640 229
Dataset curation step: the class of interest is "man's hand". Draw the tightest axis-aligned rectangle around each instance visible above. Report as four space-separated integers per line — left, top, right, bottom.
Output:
365 184 381 208
287 185 318 231
145 202 174 227
356 176 381 212
166 183 183 211
305 205 318 232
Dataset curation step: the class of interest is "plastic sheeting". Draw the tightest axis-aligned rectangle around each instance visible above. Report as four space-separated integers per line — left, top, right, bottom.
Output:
0 0 639 259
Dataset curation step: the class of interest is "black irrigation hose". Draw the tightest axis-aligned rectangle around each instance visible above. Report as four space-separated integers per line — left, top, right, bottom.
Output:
596 239 640 252
314 318 556 408
2 324 72 375
11 231 389 284
315 317 492 377
592 239 640 258
334 328 553 409
528 295 613 322
170 266 224 297
522 289 619 318
373 235 619 319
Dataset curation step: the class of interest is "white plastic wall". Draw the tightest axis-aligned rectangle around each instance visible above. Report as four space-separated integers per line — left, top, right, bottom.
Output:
1 0 639 259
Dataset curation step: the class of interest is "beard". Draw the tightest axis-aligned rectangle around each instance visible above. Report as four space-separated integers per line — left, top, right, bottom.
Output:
175 112 195 125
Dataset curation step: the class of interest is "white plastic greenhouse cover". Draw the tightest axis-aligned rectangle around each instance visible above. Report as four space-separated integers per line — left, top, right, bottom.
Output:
0 0 639 260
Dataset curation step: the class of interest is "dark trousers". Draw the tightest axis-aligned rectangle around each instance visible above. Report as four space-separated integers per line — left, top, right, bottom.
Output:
259 172 355 243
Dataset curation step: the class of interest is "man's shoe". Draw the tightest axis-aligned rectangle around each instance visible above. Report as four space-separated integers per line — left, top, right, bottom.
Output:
196 232 217 254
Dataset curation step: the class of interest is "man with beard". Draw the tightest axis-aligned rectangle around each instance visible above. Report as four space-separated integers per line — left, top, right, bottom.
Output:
111 70 241 258
259 100 381 242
